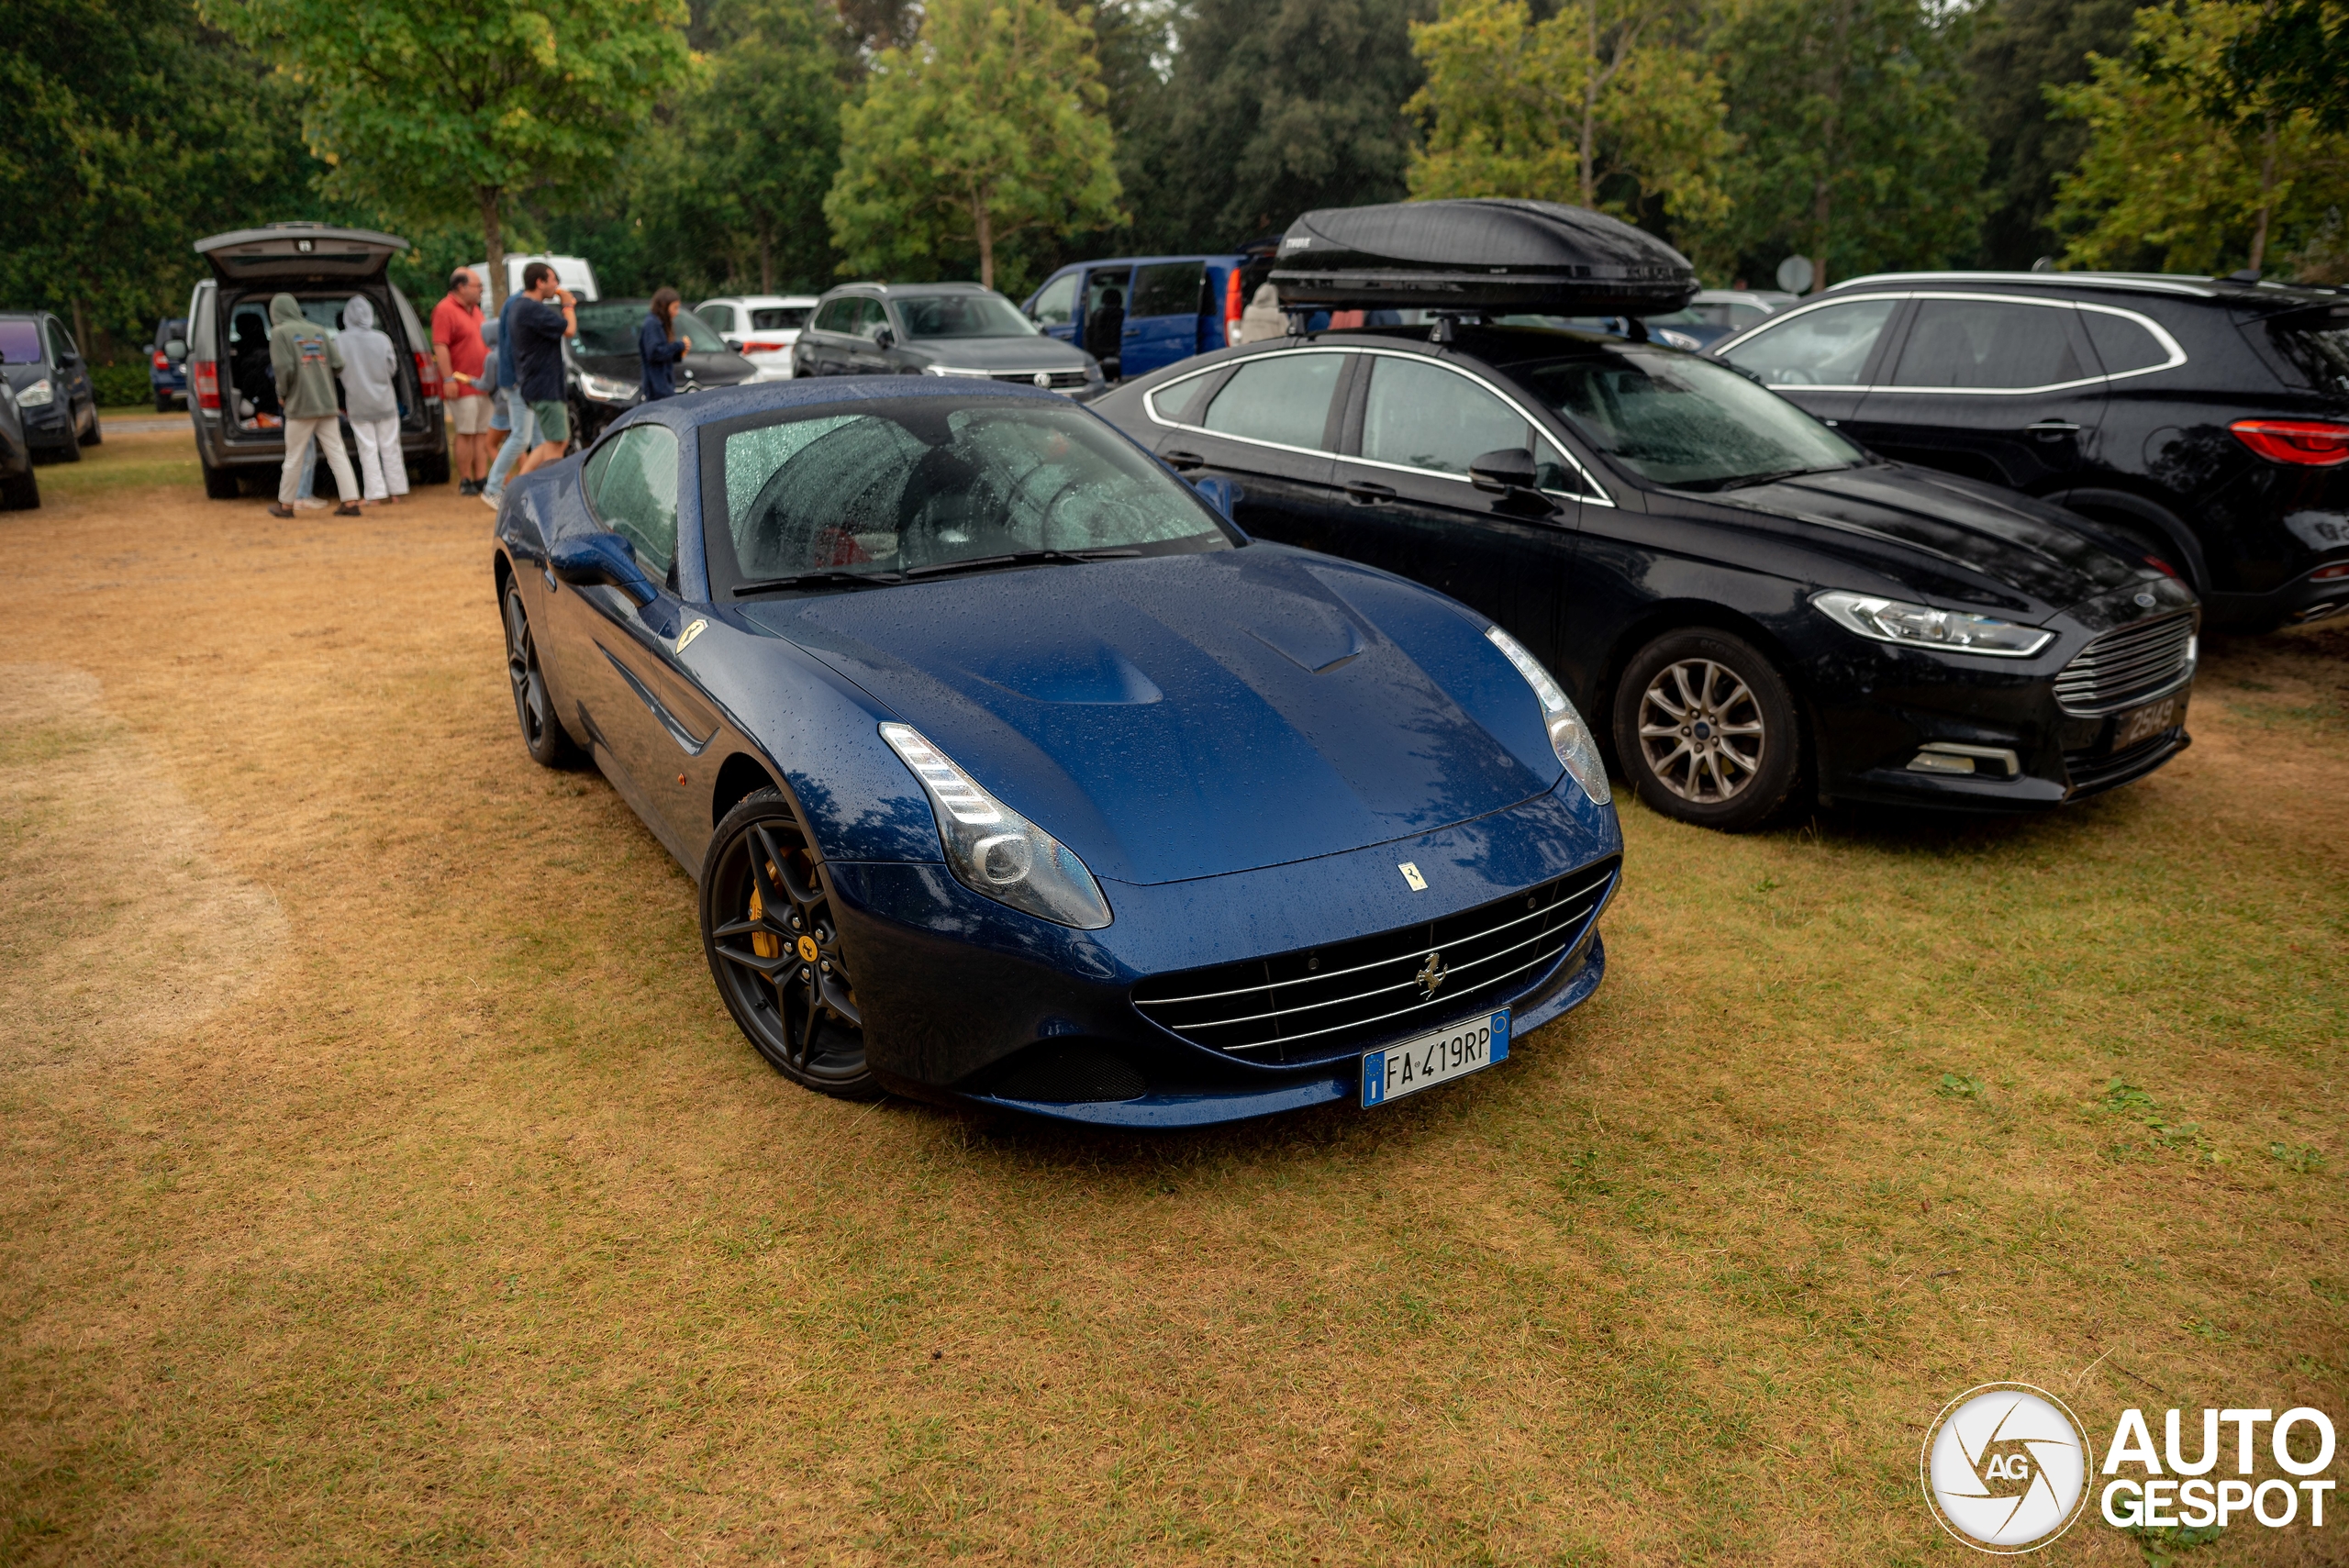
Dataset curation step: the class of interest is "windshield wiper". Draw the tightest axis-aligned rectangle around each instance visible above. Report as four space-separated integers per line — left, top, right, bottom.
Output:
898 548 1141 580
1707 467 1820 492
733 569 905 595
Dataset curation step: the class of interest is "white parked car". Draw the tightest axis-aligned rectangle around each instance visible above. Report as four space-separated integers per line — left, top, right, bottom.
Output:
463 254 601 304
696 295 819 381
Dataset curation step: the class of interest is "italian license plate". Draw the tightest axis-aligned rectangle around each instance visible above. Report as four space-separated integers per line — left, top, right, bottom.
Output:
1363 1011 1509 1108
2111 690 2187 751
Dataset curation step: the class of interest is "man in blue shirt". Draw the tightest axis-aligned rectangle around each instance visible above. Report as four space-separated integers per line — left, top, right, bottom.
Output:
482 285 541 506
509 261 577 479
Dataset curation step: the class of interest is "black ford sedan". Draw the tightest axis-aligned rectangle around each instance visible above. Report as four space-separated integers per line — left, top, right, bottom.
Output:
1093 325 2199 829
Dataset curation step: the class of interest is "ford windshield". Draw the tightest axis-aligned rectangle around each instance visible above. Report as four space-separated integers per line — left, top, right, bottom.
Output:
1519 350 1865 492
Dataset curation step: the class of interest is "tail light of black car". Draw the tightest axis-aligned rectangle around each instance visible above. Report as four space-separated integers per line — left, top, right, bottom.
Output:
2230 418 2349 466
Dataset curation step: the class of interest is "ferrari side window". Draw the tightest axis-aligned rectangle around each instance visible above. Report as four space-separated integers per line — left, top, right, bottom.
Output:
586 426 681 579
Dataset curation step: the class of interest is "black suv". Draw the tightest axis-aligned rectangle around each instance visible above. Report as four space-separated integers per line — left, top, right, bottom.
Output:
184 223 449 498
793 282 1104 393
1710 272 2349 630
0 312 101 462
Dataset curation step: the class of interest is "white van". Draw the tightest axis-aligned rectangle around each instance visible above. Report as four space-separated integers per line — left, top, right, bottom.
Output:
462 253 601 303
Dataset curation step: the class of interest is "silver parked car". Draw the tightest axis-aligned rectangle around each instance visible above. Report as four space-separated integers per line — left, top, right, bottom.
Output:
792 283 1105 394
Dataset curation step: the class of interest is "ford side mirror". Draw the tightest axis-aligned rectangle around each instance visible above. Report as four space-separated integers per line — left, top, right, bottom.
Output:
550 531 658 606
1469 448 1539 494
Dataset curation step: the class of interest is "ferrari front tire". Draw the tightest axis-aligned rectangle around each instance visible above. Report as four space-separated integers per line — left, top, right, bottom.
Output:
501 580 581 768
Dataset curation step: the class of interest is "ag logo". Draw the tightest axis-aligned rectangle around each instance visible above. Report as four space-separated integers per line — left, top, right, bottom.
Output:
1921 1383 2093 1552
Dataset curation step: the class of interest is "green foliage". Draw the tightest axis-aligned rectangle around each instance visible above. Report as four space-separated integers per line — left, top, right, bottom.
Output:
1405 0 1730 234
1933 1073 1986 1100
2212 0 2349 136
2269 1140 2326 1173
89 363 158 406
2050 1 2349 280
1119 0 1434 253
1964 0 2137 267
627 0 852 296
1699 0 1985 287
2127 1520 2226 1567
208 0 692 302
2090 1078 2218 1162
827 0 1120 292
0 0 332 344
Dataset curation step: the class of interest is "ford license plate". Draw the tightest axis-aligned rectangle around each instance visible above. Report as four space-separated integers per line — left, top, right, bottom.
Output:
1363 1011 1509 1107
2112 690 2186 751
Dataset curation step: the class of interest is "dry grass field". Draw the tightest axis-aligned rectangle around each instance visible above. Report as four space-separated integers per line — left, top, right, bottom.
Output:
2 424 2344 1564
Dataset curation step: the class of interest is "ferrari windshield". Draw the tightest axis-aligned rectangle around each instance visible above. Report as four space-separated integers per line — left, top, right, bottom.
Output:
893 294 1038 339
718 400 1230 590
1519 350 1865 491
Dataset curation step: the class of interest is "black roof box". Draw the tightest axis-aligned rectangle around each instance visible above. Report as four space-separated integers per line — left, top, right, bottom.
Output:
1267 198 1697 316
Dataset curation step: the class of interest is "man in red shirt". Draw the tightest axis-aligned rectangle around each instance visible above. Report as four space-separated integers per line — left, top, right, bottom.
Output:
431 268 493 495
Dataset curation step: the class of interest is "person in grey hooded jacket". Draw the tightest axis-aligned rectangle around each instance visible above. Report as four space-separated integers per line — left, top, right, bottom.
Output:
266 292 360 517
337 295 406 503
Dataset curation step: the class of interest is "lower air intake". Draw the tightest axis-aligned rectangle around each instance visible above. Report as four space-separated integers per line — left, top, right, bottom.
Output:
986 1046 1148 1104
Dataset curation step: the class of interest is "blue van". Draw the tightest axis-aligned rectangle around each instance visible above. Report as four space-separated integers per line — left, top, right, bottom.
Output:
1023 255 1252 382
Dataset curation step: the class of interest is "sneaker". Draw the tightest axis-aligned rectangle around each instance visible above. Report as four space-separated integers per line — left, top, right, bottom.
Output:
458 479 482 495
267 503 296 518
481 490 502 509
295 497 330 512
334 503 362 517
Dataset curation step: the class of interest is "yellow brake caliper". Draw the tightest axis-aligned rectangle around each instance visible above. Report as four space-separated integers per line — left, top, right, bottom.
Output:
750 862 781 960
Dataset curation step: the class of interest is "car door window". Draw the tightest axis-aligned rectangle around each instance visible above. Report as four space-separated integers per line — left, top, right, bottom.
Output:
585 425 682 580
1030 273 1076 328
702 305 735 332
1130 261 1205 319
812 299 854 335
856 299 890 340
1890 299 2088 389
1720 298 1898 388
2081 309 2173 376
1201 353 1343 450
1361 357 1531 477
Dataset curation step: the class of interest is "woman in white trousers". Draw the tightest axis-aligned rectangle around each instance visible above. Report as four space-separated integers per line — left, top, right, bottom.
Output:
337 295 409 503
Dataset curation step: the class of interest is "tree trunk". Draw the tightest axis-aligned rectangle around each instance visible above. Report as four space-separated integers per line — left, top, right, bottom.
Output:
480 189 507 308
1579 1 1599 207
1811 0 1853 294
2248 120 2279 274
70 298 92 363
974 195 994 291
760 227 774 295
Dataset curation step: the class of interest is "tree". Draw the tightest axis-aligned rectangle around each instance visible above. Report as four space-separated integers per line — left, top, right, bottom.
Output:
1701 0 1984 289
208 0 691 302
1964 0 2137 267
1119 0 1434 254
642 0 851 294
0 0 330 347
826 0 1121 290
2050 0 2349 278
2212 0 2349 135
1405 0 1729 237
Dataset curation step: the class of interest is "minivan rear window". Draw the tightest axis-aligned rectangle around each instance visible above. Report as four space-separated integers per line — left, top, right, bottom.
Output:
2268 310 2349 396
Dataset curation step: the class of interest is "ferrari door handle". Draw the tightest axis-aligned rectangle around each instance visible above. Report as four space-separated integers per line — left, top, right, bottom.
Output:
1163 449 1206 472
1344 481 1397 504
2027 420 2081 439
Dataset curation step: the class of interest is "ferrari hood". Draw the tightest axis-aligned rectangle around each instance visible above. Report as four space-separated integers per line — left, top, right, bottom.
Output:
740 547 1563 885
1721 462 2148 617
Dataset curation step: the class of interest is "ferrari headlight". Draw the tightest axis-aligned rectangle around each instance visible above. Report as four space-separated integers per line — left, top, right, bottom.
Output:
18 378 54 407
1811 590 2054 657
880 723 1112 929
576 369 636 403
1485 626 1610 806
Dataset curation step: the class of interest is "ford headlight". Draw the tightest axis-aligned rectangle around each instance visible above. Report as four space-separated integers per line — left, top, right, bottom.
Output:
576 369 636 403
1811 590 2054 657
18 378 54 407
1485 626 1610 806
880 723 1112 929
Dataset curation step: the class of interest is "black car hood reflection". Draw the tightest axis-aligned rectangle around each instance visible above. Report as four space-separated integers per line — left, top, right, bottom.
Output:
740 549 1556 886
576 350 755 389
1707 462 2147 616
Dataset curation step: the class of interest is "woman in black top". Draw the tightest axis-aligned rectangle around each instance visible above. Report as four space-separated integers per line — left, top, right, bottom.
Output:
639 287 692 400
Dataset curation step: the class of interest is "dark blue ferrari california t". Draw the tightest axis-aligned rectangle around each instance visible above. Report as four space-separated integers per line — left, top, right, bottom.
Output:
491 377 1621 1127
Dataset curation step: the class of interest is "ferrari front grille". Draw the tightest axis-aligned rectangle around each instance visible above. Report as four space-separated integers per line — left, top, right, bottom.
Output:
1131 859 1618 1064
2054 612 2195 716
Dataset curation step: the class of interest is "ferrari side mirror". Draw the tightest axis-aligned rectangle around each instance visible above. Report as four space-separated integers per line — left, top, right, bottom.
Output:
550 532 658 606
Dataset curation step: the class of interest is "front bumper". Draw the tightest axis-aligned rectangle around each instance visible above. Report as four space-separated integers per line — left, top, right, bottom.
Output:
23 404 75 452
823 780 1622 1127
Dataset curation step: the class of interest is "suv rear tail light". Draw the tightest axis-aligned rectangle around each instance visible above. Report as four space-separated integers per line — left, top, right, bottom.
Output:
2311 562 2349 581
2230 418 2349 466
1224 268 1244 347
150 350 171 372
743 339 785 352
414 350 442 403
192 361 220 411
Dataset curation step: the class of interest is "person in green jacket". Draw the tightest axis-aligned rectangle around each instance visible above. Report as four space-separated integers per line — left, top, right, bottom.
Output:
267 293 361 517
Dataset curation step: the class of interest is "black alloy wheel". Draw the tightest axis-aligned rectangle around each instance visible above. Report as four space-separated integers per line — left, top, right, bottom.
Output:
54 428 82 463
0 465 38 511
502 580 580 767
1613 628 1803 832
81 406 101 446
700 789 880 1099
